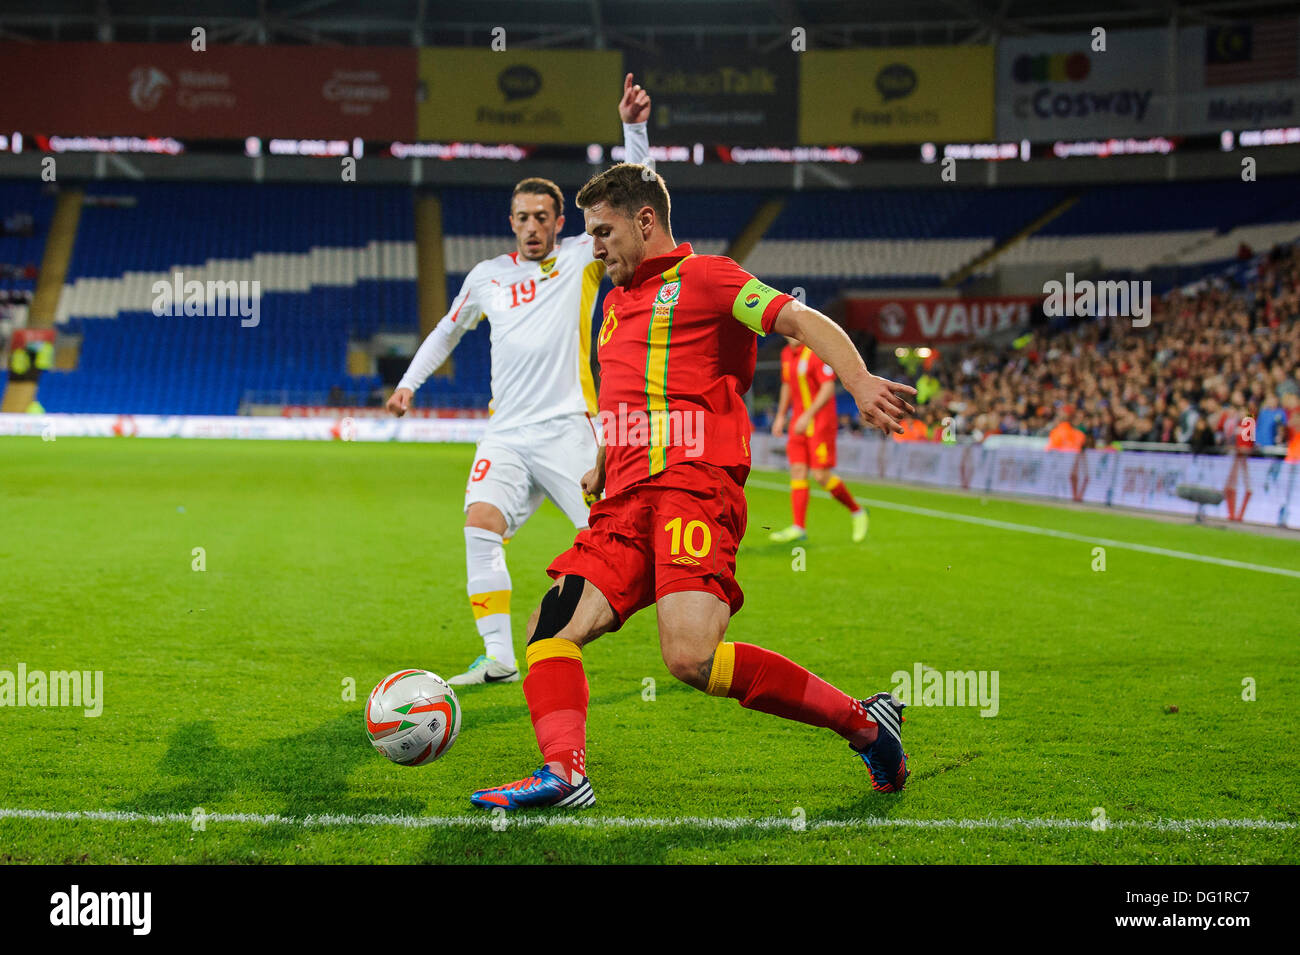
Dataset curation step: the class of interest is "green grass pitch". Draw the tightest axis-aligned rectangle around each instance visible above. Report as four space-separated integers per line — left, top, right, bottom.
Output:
1 437 1297 864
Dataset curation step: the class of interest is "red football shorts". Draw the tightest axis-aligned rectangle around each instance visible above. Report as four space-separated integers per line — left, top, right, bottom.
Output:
786 425 837 468
548 461 748 629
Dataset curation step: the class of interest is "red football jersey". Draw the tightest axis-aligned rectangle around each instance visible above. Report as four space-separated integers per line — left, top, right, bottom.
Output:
595 242 793 496
780 343 838 437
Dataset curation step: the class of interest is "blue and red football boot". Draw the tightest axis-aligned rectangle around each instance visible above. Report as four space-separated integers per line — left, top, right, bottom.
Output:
470 766 595 811
854 692 909 793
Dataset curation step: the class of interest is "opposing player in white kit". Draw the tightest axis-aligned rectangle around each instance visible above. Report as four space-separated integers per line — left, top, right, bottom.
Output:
388 74 652 685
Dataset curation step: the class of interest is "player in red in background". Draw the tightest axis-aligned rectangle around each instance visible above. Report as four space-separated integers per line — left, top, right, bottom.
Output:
468 163 917 812
770 337 868 543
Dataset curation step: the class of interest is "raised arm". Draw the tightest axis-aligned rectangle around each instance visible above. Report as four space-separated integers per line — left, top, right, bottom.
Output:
772 299 916 435
619 73 652 166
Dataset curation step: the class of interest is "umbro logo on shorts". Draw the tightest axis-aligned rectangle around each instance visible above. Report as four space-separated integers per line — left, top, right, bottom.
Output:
671 555 700 566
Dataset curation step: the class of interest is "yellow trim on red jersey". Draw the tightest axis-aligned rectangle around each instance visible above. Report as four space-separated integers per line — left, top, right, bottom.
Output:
795 346 817 436
645 256 692 477
598 303 617 347
577 259 604 415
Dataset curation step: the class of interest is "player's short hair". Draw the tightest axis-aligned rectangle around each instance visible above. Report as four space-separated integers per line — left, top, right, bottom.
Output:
511 177 564 218
575 163 671 233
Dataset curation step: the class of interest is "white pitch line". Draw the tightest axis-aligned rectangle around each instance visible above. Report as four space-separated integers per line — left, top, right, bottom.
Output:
746 477 1300 580
0 809 1294 832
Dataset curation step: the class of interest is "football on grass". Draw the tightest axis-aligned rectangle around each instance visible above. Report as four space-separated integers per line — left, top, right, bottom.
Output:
366 669 462 766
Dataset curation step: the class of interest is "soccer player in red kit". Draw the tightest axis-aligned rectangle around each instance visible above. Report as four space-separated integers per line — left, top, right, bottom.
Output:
770 337 869 543
469 164 917 811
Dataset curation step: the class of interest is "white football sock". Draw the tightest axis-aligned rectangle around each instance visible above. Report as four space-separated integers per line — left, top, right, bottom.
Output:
464 526 515 668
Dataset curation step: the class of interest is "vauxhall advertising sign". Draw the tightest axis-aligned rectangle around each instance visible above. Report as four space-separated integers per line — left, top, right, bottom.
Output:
841 295 1041 345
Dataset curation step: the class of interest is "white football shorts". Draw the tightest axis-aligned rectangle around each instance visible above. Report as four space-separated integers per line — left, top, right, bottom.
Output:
463 413 600 537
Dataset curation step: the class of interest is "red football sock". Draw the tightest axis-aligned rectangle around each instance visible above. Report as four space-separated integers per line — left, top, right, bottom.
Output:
522 638 589 782
791 479 809 527
825 475 862 513
711 642 875 745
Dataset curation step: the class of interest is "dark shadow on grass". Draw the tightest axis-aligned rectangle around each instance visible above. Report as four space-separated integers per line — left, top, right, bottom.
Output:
117 713 427 819
117 690 637 821
114 685 903 846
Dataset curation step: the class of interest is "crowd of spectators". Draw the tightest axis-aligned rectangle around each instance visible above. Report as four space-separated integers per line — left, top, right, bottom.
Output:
888 242 1300 456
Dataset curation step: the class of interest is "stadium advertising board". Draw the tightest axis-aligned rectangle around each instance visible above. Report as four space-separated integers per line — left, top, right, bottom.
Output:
1177 18 1299 134
842 295 1040 344
0 43 416 139
750 433 1300 530
0 413 488 443
277 405 489 419
799 46 994 144
418 48 623 144
623 50 797 145
995 30 1171 140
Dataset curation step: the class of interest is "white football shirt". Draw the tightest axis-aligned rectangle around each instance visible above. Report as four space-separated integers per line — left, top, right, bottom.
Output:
398 123 650 434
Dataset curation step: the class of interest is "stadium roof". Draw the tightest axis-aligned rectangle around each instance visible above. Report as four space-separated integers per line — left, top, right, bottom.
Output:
2 0 1297 49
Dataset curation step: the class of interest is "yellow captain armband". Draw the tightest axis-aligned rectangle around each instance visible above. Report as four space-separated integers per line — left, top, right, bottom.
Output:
730 279 784 334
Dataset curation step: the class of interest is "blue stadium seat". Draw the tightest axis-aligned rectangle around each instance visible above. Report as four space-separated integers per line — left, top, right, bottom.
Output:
766 187 1069 241
44 182 422 414
0 180 54 296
